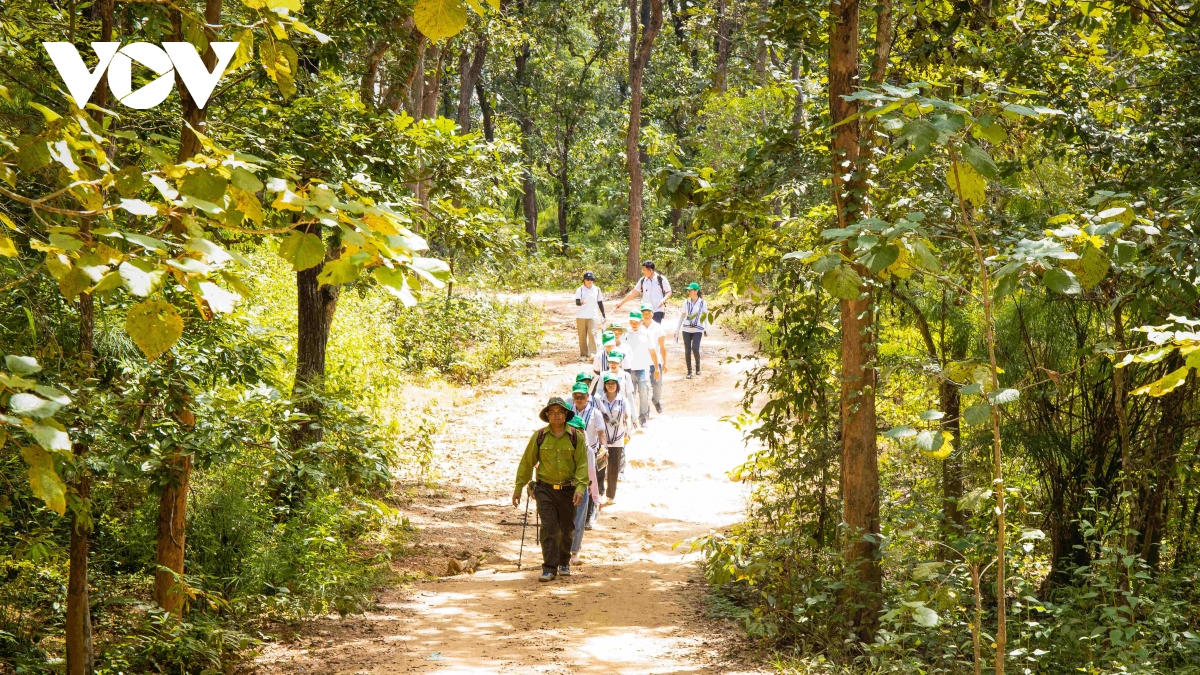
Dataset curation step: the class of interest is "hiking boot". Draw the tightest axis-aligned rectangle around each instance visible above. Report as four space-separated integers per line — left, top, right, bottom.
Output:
538 570 557 582
558 565 571 577
654 402 663 414
686 372 693 379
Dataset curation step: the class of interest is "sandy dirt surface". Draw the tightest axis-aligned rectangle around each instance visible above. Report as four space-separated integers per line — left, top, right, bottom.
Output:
255 292 767 675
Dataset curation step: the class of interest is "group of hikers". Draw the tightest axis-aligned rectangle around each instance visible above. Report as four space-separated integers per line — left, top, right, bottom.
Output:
512 260 711 582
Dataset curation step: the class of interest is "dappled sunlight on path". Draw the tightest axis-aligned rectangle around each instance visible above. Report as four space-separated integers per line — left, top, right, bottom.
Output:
255 292 766 674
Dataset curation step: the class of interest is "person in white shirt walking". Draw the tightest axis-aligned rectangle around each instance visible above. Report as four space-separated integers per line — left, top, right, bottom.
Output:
624 311 660 426
640 304 667 413
574 271 606 359
567 383 605 564
594 372 630 507
616 260 671 323
674 282 710 379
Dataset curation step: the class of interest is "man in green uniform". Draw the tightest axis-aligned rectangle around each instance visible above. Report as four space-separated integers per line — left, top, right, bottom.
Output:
513 397 590 581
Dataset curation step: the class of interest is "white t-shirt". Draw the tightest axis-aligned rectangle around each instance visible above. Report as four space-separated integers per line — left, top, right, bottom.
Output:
643 320 665 361
635 273 671 312
624 326 653 371
575 284 603 320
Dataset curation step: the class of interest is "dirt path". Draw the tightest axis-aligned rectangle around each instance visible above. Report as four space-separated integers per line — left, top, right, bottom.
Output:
256 293 766 675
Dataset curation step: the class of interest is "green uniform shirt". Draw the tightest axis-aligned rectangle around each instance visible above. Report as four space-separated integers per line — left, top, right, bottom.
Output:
514 426 590 495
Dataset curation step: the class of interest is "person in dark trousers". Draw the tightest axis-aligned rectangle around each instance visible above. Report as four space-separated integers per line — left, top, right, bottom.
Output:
594 372 630 508
512 397 589 581
674 282 710 378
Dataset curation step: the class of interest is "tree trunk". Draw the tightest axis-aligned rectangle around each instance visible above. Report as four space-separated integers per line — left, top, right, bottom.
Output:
406 43 426 120
625 0 662 280
456 38 487 132
421 43 443 121
670 207 683 240
476 82 495 141
869 0 892 86
173 0 222 163
791 58 807 136
1136 359 1186 570
515 41 538 252
154 448 191 616
292 249 342 449
361 37 392 109
940 378 966 546
713 0 732 92
830 0 880 640
754 0 770 81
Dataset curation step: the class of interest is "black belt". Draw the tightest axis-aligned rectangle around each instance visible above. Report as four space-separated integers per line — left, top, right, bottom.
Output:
536 480 575 491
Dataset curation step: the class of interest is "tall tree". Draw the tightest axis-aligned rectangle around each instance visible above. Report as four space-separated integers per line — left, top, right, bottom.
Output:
625 0 662 280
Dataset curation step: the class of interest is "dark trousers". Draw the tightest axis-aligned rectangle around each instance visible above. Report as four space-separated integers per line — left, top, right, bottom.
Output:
683 331 702 372
600 447 623 499
534 483 576 572
652 310 665 323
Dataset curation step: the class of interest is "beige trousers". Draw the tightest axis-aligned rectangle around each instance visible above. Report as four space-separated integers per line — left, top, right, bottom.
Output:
576 318 598 357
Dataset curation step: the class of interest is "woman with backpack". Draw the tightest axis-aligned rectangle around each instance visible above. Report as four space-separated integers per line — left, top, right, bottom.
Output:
674 282 710 379
594 372 630 509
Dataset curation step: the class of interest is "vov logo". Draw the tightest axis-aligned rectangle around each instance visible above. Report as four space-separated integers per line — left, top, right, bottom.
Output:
43 42 238 110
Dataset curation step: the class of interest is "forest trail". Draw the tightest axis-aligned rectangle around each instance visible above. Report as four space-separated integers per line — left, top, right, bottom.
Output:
256 293 766 675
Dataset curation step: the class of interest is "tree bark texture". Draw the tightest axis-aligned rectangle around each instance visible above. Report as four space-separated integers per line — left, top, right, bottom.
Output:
154 450 191 616
515 41 538 252
456 38 487 131
713 0 732 92
625 0 662 280
829 0 880 639
173 0 222 163
420 43 443 121
476 82 495 141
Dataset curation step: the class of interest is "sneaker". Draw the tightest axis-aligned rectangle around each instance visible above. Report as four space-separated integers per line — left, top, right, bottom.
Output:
570 554 582 565
558 565 571 577
696 369 701 375
686 373 693 379
654 403 663 414
538 570 557 582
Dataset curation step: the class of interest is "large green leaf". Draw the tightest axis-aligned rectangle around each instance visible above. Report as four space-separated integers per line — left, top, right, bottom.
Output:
30 419 71 452
5 355 41 375
961 144 999 179
125 300 184 362
1133 366 1190 397
1043 267 1081 295
821 265 863 301
21 446 66 516
9 393 61 419
278 232 326 271
963 403 992 426
861 244 900 274
316 255 362 287
414 0 469 42
915 429 944 451
1063 243 1110 290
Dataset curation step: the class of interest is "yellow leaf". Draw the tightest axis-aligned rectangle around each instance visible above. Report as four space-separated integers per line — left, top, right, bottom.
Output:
228 29 255 71
0 235 16 257
922 444 953 461
21 446 66 516
228 185 264 224
414 0 469 42
125 300 184 362
1133 366 1190 397
1061 242 1110 290
946 161 987 208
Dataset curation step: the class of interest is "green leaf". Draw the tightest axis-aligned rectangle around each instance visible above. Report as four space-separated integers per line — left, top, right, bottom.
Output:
883 425 917 439
961 145 999 179
964 403 992 426
9 393 61 419
119 199 159 217
919 410 944 421
1063 243 1110 290
5 355 41 375
410 256 450 288
277 232 326 271
898 119 938 149
910 240 941 273
56 267 91 300
30 419 71 452
821 265 863 301
895 144 931 172
125 300 184 362
861 244 900 274
373 267 417 307
119 261 153 297
230 167 264 193
946 162 986 208
195 281 240 314
989 388 1020 405
912 561 944 581
414 0 469 42
16 139 50 174
1043 267 1081 295
316 255 361 287
915 430 944 451
912 604 939 628
179 169 228 205
812 254 841 274
21 446 66 516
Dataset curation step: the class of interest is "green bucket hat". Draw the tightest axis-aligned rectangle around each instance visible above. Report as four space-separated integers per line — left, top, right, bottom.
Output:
576 371 595 382
607 322 625 332
571 382 590 395
567 416 586 429
686 282 701 291
539 396 575 423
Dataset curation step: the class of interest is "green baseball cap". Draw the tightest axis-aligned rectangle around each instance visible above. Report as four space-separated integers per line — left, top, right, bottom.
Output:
629 311 641 320
602 372 620 383
571 382 590 395
576 372 595 382
607 350 624 362
539 396 575 423
686 282 701 290
568 416 586 429
602 331 616 345
640 303 653 312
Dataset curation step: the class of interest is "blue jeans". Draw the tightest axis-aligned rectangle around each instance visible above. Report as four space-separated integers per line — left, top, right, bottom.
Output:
627 368 650 424
571 490 589 554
